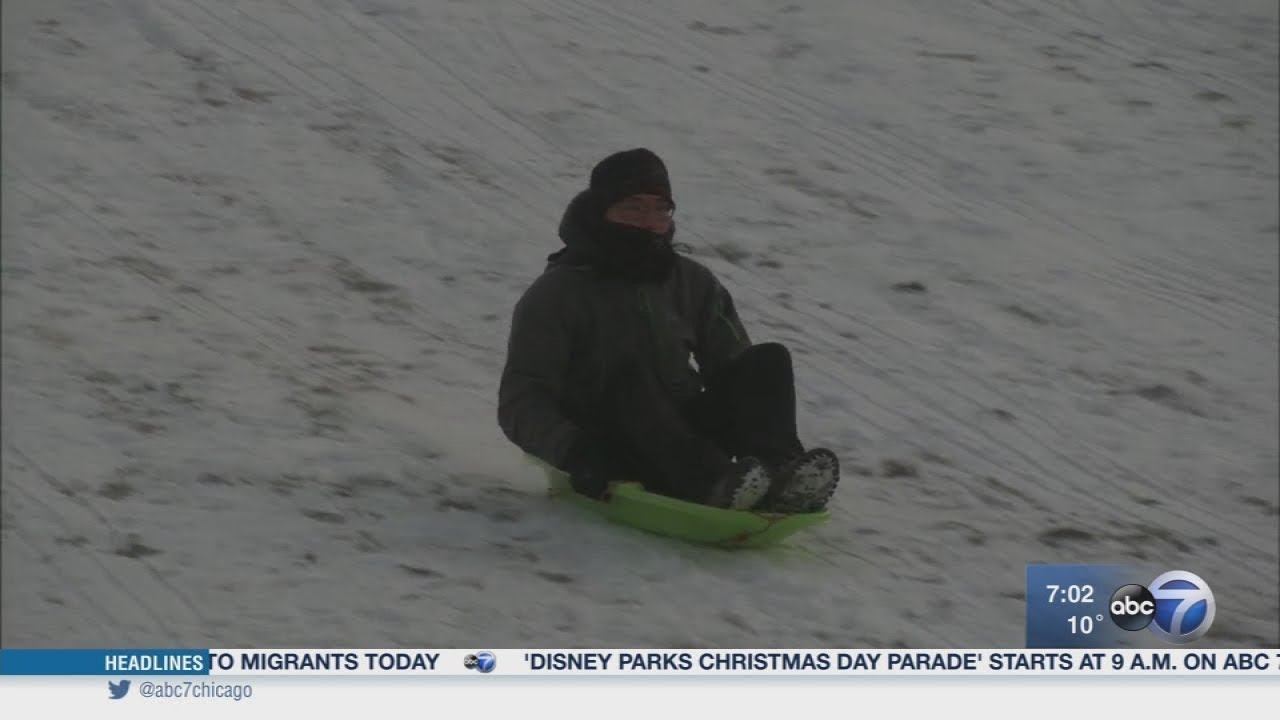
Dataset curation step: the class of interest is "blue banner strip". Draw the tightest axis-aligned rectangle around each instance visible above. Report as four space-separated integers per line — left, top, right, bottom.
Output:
0 649 211 675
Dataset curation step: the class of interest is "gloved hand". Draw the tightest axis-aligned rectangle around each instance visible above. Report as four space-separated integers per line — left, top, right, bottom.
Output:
570 465 613 501
561 435 616 501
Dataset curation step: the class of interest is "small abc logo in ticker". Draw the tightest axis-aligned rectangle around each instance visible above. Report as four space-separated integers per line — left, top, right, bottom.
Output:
463 651 496 673
1109 570 1215 643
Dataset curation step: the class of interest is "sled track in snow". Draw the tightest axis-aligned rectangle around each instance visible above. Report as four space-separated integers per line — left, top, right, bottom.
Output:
3 440 207 645
4 159 496 474
101 0 520 390
981 0 1276 109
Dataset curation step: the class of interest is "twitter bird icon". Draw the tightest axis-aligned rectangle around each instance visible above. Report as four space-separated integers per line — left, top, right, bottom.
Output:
108 679 131 700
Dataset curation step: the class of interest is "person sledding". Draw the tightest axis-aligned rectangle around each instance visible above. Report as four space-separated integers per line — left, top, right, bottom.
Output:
498 148 839 513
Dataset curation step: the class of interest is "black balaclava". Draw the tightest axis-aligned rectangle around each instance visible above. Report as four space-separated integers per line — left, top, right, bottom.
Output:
579 148 678 284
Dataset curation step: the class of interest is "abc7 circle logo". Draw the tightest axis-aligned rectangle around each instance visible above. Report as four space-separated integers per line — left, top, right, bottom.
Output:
1109 571 1215 643
463 652 496 673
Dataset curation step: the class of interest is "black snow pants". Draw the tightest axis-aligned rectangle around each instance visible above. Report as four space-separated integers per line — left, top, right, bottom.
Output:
576 342 805 502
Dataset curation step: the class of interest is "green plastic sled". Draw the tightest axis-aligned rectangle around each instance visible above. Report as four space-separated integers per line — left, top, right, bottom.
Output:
529 456 830 548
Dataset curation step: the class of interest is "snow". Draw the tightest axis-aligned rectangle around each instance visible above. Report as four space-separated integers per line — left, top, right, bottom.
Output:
2 0 1276 649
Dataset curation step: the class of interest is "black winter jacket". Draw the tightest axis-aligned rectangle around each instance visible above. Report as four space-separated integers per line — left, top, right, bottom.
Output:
497 192 751 471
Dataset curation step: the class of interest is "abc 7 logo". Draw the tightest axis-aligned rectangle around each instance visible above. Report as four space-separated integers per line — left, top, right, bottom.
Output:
1109 571 1215 643
463 652 495 673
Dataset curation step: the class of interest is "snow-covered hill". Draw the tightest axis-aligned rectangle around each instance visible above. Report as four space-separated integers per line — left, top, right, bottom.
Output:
3 0 1276 648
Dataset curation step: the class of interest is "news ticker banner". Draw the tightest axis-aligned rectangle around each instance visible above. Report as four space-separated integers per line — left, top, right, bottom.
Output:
0 648 1277 677
0 564 1258 680
1025 564 1222 648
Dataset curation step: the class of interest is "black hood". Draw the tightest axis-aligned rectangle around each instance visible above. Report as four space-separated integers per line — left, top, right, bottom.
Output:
549 190 602 268
548 190 677 284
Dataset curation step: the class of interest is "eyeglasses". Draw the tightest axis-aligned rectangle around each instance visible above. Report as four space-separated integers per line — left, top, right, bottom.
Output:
608 199 675 223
